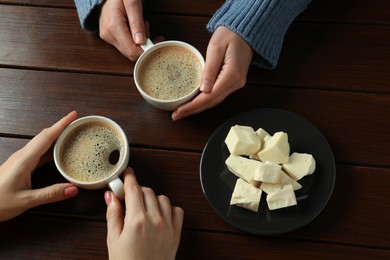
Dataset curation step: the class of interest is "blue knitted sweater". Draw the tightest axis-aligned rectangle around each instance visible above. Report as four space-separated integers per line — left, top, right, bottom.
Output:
74 0 311 69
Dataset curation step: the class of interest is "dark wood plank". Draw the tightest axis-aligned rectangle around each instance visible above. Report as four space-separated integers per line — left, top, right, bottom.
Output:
1 138 389 248
0 5 130 73
4 0 390 25
1 68 389 166
0 0 73 7
178 229 390 260
301 0 390 24
0 215 108 260
250 21 390 94
1 6 390 93
0 213 389 260
0 137 27 159
0 1 389 259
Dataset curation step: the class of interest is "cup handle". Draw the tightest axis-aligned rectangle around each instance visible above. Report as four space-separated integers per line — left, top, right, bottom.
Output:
140 38 154 52
108 178 125 200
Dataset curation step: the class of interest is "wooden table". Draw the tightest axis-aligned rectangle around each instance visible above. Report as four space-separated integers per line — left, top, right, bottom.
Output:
1 1 389 259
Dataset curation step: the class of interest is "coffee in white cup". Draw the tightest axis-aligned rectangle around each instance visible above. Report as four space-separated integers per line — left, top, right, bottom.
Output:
54 116 129 200
134 39 205 111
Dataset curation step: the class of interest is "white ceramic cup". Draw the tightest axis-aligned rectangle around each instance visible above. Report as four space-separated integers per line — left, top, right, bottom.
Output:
53 116 129 200
134 39 205 111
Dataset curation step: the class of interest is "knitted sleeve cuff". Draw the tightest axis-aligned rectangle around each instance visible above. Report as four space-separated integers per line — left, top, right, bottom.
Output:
207 0 311 69
74 0 104 32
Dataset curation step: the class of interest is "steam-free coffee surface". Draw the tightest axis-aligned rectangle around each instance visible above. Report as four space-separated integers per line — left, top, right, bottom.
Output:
60 122 123 182
138 45 202 100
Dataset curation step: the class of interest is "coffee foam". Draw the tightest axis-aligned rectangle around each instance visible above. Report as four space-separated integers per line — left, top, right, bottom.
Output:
60 122 123 182
138 45 201 100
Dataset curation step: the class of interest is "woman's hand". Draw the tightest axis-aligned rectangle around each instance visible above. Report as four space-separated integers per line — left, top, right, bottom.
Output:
0 111 79 222
106 167 184 260
99 0 147 61
172 26 254 120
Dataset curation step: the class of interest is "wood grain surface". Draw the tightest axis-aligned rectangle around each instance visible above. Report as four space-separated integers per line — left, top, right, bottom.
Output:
0 1 389 259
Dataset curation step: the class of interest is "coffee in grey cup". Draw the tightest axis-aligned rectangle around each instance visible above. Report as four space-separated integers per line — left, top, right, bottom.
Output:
137 45 202 100
59 122 124 183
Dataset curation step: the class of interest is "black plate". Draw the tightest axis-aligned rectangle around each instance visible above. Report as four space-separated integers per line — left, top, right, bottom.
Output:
200 108 336 235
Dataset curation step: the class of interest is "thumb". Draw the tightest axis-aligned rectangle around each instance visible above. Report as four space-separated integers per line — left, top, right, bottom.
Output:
27 183 78 208
105 191 124 240
200 42 226 93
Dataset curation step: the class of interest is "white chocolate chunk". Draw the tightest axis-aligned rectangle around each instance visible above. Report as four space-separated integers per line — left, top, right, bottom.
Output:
260 170 302 194
225 125 261 156
283 152 316 180
278 170 302 190
250 128 271 160
230 178 262 212
224 124 316 212
266 184 297 210
255 128 270 142
225 154 261 186
253 161 281 183
257 132 290 164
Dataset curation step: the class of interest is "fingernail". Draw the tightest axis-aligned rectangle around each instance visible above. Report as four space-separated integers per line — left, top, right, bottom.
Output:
134 33 144 44
172 112 181 121
64 186 78 197
104 191 112 206
126 167 134 174
172 113 177 121
200 81 212 92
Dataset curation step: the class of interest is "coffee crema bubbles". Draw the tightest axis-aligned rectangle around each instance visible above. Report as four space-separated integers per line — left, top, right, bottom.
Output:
59 122 124 182
138 45 202 100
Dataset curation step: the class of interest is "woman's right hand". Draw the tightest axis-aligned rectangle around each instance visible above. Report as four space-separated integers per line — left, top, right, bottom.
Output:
105 167 184 260
99 0 147 61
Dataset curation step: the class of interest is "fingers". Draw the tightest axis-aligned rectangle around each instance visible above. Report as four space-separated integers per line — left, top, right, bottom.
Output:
123 0 146 45
171 29 230 121
199 41 227 93
157 196 184 232
22 111 78 170
171 206 184 232
122 167 145 216
99 0 145 61
121 168 172 225
172 27 254 121
108 21 143 61
142 187 161 219
171 94 213 121
25 183 78 209
105 191 125 239
157 195 172 222
121 167 183 229
172 59 247 120
172 84 229 121
25 111 77 156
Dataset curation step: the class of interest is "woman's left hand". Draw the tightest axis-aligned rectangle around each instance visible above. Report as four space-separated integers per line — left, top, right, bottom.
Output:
0 111 79 221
